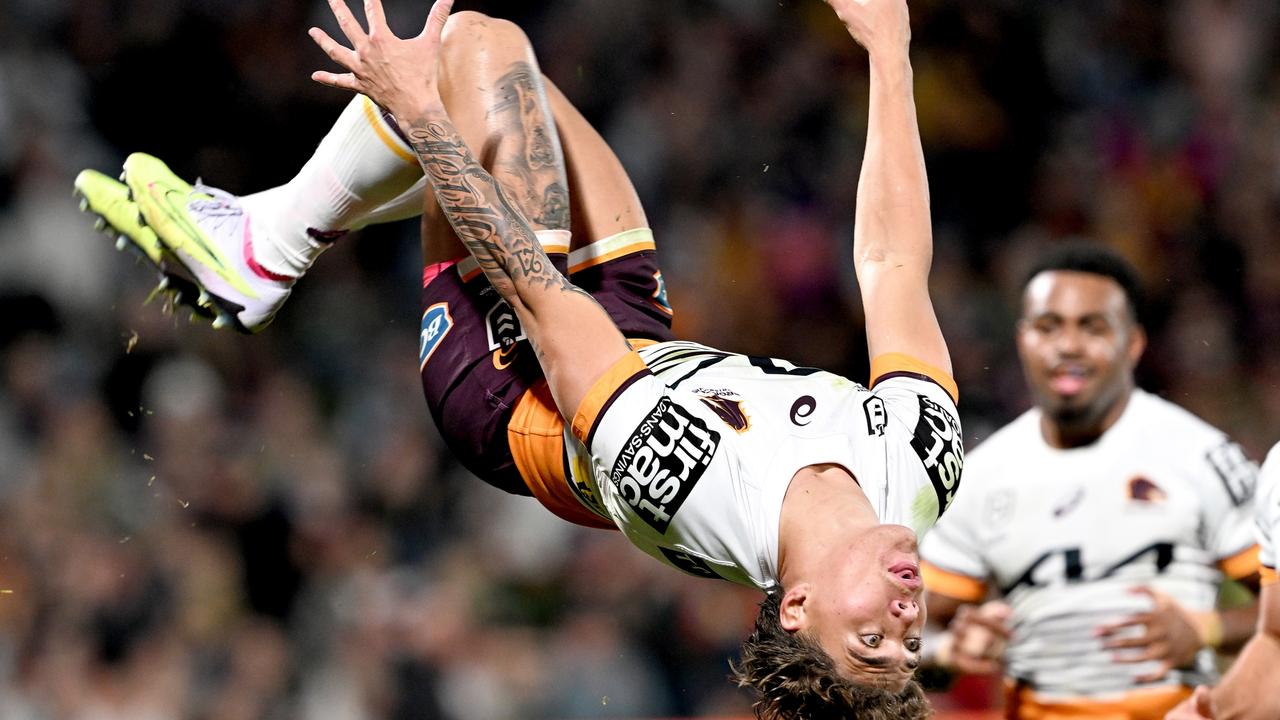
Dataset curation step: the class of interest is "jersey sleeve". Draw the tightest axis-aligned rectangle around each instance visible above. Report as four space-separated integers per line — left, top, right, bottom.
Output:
572 351 723 535
868 353 963 521
1257 444 1280 586
1197 437 1262 580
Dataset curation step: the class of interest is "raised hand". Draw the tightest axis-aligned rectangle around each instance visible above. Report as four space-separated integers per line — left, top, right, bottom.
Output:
309 0 454 120
824 0 911 57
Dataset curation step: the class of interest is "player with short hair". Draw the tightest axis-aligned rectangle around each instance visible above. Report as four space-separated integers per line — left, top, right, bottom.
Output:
1165 444 1280 720
77 0 956 716
921 243 1261 719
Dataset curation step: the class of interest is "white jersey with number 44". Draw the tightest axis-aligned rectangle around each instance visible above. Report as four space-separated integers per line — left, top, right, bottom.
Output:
922 389 1260 699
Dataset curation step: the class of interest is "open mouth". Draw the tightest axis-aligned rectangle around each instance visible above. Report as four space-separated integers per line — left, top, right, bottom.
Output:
1049 365 1090 396
889 561 922 590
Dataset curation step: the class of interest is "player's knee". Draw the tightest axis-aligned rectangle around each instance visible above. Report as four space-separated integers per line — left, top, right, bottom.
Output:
440 11 532 62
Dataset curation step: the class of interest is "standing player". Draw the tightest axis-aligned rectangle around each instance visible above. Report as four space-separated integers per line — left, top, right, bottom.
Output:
1166 444 1280 720
921 244 1261 719
78 0 957 716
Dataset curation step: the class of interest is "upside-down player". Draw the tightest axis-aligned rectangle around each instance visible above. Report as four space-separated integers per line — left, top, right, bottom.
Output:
921 244 1261 719
76 0 958 716
1166 444 1280 720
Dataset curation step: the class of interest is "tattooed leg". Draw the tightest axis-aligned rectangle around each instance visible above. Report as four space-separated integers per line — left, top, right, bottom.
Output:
541 78 650 252
419 12 568 266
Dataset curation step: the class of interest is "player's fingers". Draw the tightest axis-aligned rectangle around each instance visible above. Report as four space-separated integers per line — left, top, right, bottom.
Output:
968 614 1013 638
1112 642 1167 665
1100 633 1154 650
422 0 455 40
327 0 367 45
1129 585 1169 607
363 0 387 34
308 28 358 70
310 70 363 93
1096 615 1148 636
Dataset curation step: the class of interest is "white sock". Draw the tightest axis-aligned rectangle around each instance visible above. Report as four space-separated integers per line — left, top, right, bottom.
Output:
357 176 430 227
240 95 424 278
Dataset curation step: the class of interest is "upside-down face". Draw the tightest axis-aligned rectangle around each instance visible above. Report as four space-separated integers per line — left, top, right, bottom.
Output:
780 524 926 691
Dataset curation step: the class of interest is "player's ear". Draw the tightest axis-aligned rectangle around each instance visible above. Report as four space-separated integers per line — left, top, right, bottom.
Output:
779 584 811 632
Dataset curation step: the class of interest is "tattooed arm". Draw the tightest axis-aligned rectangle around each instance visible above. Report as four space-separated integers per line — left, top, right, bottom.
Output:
404 112 570 301
309 0 631 416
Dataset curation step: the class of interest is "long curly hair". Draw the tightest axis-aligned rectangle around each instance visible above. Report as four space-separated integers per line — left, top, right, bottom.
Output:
731 590 932 719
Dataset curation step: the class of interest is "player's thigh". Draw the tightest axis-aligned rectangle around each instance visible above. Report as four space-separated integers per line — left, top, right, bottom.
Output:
543 78 649 248
418 259 544 495
422 13 568 265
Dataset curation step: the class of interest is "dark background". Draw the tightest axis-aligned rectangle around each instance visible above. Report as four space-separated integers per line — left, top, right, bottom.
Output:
0 0 1277 717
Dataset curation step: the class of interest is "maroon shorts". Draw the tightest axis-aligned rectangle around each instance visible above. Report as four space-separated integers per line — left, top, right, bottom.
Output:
418 231 674 496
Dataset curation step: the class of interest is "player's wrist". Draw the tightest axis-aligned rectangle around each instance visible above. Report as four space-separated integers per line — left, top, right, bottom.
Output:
1190 610 1224 649
866 50 913 87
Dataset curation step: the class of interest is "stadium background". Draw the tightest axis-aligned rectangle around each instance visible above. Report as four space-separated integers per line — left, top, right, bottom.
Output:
0 0 1278 717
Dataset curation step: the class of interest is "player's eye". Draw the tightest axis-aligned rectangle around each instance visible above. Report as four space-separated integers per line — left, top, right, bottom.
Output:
861 634 882 648
905 637 922 653
1032 317 1058 334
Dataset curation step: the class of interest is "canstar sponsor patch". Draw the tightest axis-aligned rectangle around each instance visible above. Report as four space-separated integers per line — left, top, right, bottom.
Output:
610 398 720 533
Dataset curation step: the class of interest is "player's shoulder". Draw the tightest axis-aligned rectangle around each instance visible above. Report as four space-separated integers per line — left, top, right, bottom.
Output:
1130 390 1259 504
1125 389 1229 449
1263 441 1280 471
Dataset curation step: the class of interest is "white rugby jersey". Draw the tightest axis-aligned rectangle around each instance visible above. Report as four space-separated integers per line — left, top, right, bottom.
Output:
1258 443 1280 585
564 341 963 589
921 389 1260 699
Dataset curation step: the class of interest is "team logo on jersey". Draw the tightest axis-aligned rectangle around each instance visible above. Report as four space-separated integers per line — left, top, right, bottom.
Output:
699 394 750 432
419 303 453 370
658 546 725 580
486 300 527 369
1128 476 1168 503
1206 441 1257 507
610 397 720 533
909 395 964 517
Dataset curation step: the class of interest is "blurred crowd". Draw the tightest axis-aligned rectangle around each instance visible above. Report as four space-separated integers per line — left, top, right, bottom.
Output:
0 0 1278 718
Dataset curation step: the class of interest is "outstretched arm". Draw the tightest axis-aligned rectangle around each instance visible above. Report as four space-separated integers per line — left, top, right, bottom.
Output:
308 0 630 418
830 0 952 377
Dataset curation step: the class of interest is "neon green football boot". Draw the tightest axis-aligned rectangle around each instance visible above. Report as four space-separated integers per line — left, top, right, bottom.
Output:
121 152 295 333
74 169 212 319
